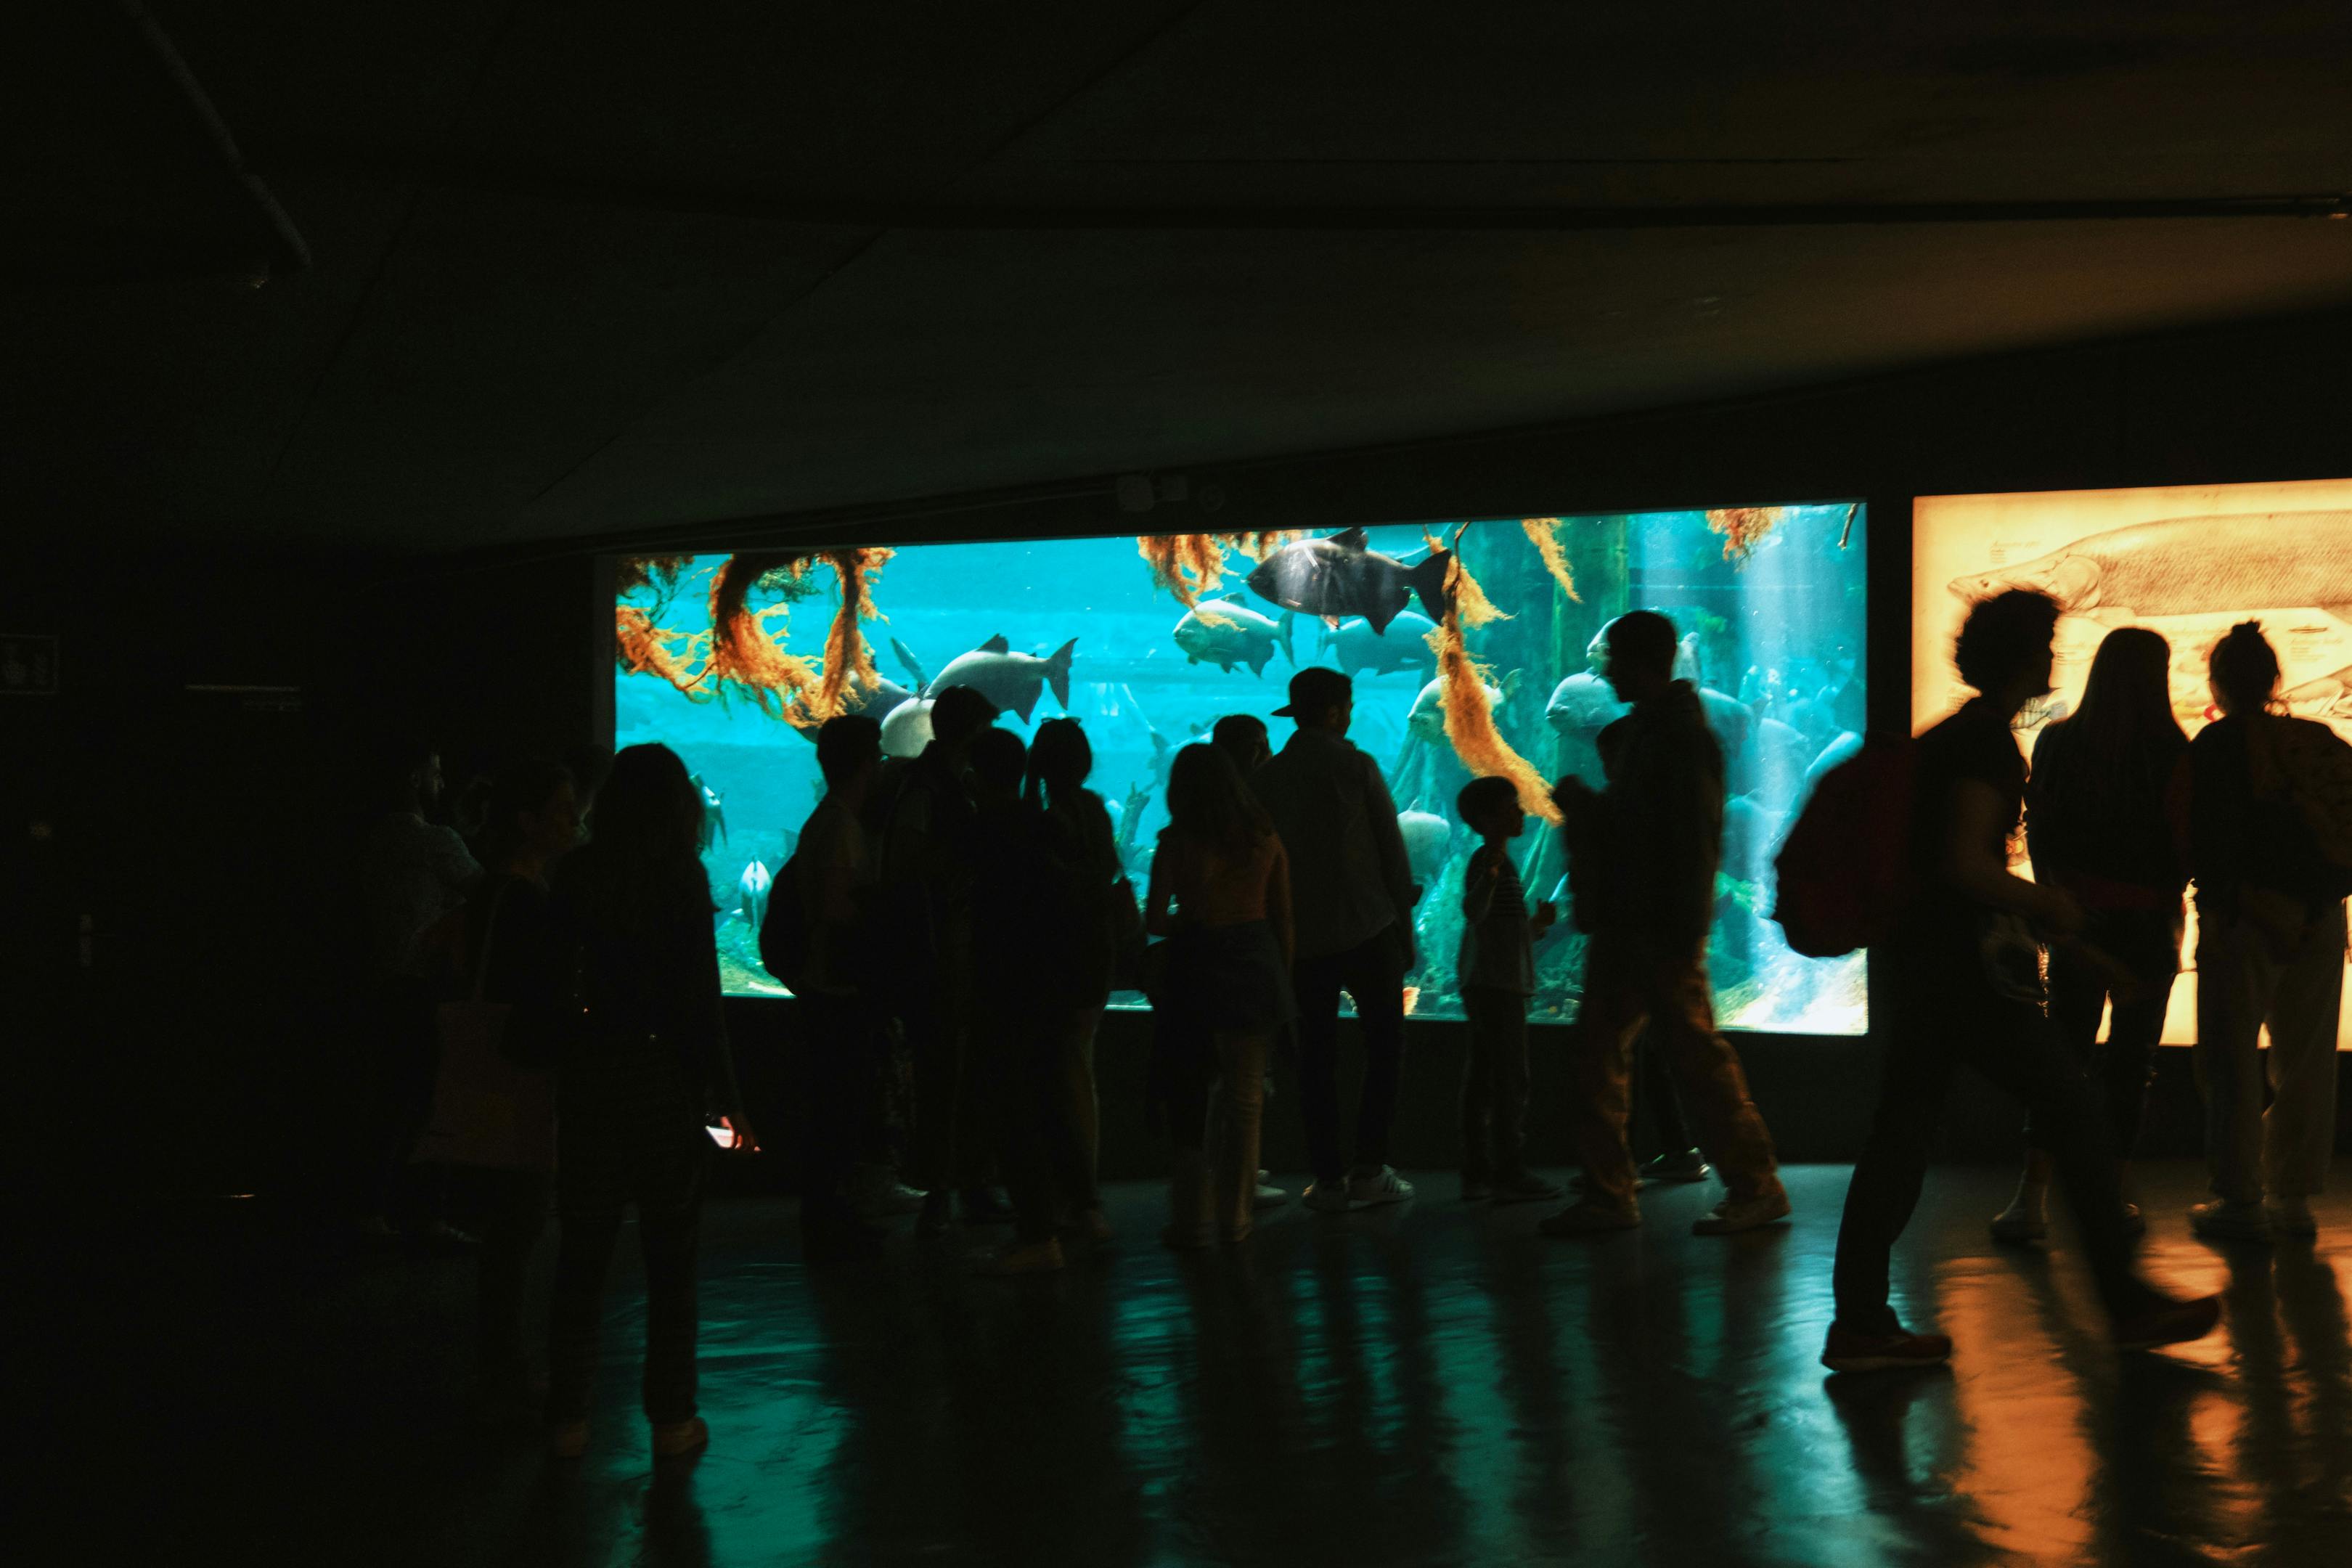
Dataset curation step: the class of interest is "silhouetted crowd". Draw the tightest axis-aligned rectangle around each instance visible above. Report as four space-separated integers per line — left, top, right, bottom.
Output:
355 589 2352 1454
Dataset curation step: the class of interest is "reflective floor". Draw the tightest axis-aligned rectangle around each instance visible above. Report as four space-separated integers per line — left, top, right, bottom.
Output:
39 1162 2352 1566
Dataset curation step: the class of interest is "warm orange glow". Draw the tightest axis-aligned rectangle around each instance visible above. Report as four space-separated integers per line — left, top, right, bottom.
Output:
1521 517 1580 602
1705 506 1784 564
1939 1263 2095 1560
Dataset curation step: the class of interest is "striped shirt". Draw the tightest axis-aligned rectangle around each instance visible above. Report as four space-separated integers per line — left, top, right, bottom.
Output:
1458 845 1535 995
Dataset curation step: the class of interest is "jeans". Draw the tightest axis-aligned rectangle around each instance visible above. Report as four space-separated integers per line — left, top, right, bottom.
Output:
1293 926 1408 1184
1167 1029 1273 1241
2195 897 2345 1204
2030 905 2181 1156
547 1037 710 1426
1460 987 1532 1182
1833 949 2157 1334
1569 937 1780 1212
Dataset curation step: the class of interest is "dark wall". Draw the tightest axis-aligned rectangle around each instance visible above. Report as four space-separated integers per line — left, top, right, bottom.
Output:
12 304 2351 1201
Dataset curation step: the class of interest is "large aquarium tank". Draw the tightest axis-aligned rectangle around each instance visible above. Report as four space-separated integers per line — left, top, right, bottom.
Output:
613 502 1868 1034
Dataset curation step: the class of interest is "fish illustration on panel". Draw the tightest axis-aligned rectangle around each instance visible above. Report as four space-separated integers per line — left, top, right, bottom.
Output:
925 634 1077 722
1949 512 2352 622
1320 611 1440 679
1246 527 1453 634
2284 663 2352 720
1172 598 1295 675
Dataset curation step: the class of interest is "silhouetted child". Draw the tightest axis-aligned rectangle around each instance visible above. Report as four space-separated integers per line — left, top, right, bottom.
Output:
1455 776 1563 1204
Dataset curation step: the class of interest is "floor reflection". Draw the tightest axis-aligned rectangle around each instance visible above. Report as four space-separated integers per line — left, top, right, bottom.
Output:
57 1162 2352 1567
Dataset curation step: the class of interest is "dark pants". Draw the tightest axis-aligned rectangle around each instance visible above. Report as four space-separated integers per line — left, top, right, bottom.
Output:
1833 952 2157 1334
1294 926 1408 1185
2030 905 2181 1156
987 1004 1103 1244
1634 1032 1694 1154
475 1169 550 1382
547 1038 710 1427
797 991 879 1236
1460 987 1532 1182
905 948 988 1194
362 974 438 1221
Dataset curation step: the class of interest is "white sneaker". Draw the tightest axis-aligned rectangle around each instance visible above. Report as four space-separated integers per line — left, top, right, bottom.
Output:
2267 1196 2318 1237
1303 1180 1363 1212
1252 1177 1289 1210
1347 1165 1415 1206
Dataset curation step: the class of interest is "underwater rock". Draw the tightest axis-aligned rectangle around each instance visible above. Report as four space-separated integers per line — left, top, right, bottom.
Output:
1320 612 1439 679
1722 795 1781 885
1800 730 1863 809
880 698 935 759
1397 808 1453 881
1747 716 1813 811
1173 598 1294 675
926 634 1077 722
1246 527 1453 635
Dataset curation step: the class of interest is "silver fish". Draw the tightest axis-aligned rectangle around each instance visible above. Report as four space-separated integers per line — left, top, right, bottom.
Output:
1173 598 1294 676
736 859 772 928
879 697 934 759
1950 512 2352 620
690 772 726 852
925 634 1077 722
1320 611 1439 679
1407 670 1518 743
1397 808 1453 880
1246 527 1453 636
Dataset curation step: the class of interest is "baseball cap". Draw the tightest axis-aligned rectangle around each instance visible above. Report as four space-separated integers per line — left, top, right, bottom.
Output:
1272 666 1353 719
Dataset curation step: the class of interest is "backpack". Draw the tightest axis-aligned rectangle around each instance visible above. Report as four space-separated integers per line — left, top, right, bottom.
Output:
2258 715 2352 895
756 853 812 992
1769 735 1916 957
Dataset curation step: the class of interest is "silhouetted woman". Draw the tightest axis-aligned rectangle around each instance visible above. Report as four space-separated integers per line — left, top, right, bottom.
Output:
2184 621 2348 1241
1026 719 1124 1181
1992 626 2187 1241
1146 743 1294 1248
544 743 752 1460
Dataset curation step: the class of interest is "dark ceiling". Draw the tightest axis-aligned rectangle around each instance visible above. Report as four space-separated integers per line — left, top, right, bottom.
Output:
10 2 2351 552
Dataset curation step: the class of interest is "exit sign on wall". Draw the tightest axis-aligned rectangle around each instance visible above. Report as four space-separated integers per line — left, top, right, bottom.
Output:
0 634 57 695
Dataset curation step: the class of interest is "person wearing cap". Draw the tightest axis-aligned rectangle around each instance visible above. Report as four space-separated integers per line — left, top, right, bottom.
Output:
1251 666 1421 1210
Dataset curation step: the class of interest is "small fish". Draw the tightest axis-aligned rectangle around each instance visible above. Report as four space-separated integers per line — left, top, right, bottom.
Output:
1948 511 2352 622
736 859 772 928
1320 611 1440 679
1173 598 1295 676
690 772 727 852
1397 807 1453 880
926 634 1077 722
880 697 935 759
1407 669 1519 743
1246 527 1453 635
890 637 931 692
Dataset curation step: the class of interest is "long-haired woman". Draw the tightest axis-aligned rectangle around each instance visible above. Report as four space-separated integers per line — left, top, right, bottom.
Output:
1146 743 1294 1247
1993 627 2188 1240
2183 621 2348 1241
544 743 752 1460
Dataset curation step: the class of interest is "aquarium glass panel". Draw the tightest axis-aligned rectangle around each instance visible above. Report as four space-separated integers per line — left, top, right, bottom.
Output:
1916 478 2352 1048
616 502 1868 1034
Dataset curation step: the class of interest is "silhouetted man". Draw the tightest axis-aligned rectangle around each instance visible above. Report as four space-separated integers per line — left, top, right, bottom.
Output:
1252 668 1418 1210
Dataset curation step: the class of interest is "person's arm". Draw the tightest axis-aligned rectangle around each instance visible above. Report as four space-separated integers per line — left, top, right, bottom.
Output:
1267 836 1295 968
1461 845 1500 923
1948 780 2080 933
1144 840 1177 937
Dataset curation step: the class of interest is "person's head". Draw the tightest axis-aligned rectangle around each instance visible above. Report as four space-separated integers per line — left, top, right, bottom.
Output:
587 743 703 866
1273 668 1353 735
815 714 883 792
1025 717 1093 807
1209 714 1272 772
378 736 443 813
1457 775 1524 841
2208 621 2281 716
927 684 999 752
968 726 1028 804
1952 589 2061 712
1163 741 1272 857
1600 611 1678 703
482 758 580 877
2068 626 2179 737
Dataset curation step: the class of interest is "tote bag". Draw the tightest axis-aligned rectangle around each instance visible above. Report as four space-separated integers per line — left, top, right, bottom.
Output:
413 881 558 1172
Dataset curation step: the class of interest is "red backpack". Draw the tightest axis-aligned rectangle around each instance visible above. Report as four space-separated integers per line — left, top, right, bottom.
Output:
1770 735 1916 957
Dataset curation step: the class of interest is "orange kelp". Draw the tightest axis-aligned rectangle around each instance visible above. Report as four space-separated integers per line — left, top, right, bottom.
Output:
703 552 823 719
1423 528 1508 628
812 547 894 722
1137 531 1302 605
1424 554 1560 825
614 605 709 693
1705 506 1784 565
1520 517 1580 602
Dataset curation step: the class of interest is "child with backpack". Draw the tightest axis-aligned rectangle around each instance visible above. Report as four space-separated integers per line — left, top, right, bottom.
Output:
1454 775 1564 1204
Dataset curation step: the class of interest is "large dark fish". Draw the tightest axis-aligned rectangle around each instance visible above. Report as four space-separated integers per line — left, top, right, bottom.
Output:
1246 527 1453 635
1320 611 1439 679
1950 512 2352 621
925 634 1077 723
